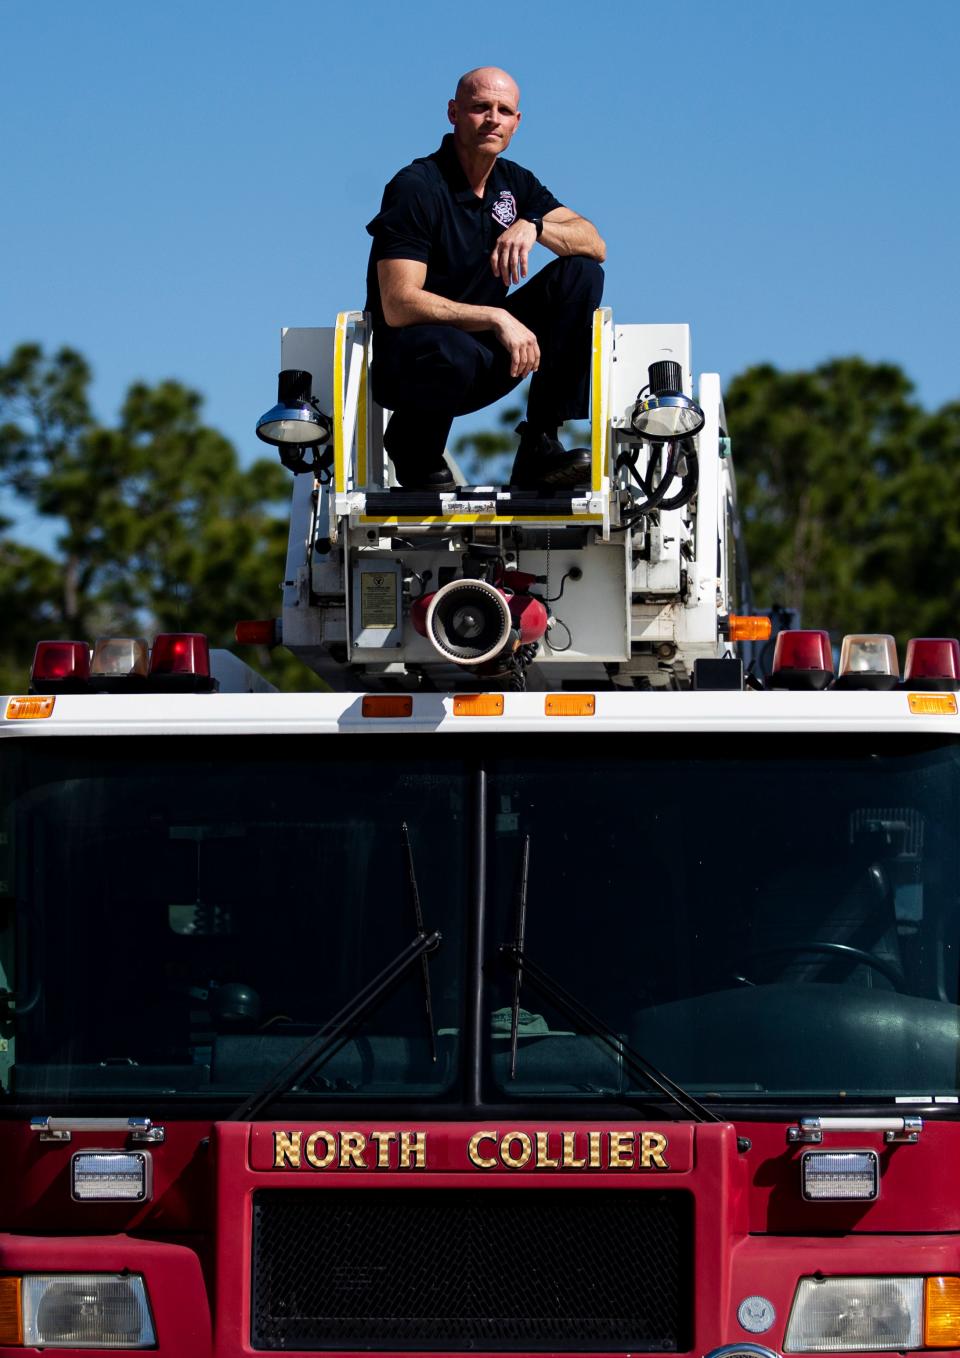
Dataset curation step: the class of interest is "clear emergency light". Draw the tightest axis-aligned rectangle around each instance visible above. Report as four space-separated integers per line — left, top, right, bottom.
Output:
801 1149 878 1200
833 635 899 690
903 637 960 691
90 637 149 678
71 1150 151 1202
766 630 834 690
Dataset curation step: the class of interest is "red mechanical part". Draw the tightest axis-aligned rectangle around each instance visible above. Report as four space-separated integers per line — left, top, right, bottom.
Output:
508 593 549 644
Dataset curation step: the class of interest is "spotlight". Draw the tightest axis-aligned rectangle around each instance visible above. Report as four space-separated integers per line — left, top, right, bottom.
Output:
256 369 332 448
631 360 705 440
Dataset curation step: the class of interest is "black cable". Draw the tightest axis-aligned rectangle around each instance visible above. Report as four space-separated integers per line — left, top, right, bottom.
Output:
544 570 573 603
545 618 572 653
616 442 680 519
657 444 699 511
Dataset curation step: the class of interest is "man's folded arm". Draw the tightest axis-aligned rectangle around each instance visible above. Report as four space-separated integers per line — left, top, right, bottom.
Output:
539 207 606 262
375 258 541 379
377 258 504 331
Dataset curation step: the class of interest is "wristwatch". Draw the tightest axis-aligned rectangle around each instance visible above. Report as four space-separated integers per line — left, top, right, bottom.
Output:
523 215 544 238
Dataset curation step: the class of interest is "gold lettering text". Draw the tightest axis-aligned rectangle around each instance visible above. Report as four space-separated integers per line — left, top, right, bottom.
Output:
535 1131 560 1168
588 1131 602 1168
562 1131 586 1168
305 1130 336 1169
399 1131 427 1168
468 1130 499 1169
640 1131 669 1168
500 1131 532 1169
369 1130 397 1168
608 1131 635 1169
340 1131 367 1168
274 1129 302 1168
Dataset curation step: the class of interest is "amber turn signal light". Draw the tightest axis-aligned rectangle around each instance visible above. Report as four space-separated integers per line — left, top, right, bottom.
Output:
453 694 504 716
726 615 772 642
545 694 595 716
5 696 55 721
361 695 413 718
925 1276 960 1347
0 1275 23 1345
908 693 958 716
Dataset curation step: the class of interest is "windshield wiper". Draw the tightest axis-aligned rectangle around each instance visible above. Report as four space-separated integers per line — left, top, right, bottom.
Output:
230 931 441 1120
508 835 531 1080
404 821 438 1064
500 944 719 1122
499 837 718 1122
230 825 440 1121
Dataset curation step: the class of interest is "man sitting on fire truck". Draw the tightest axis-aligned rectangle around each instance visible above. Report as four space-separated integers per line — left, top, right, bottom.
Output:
364 66 606 492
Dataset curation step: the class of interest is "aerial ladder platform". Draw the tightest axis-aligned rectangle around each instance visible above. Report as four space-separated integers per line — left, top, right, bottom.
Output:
266 311 750 692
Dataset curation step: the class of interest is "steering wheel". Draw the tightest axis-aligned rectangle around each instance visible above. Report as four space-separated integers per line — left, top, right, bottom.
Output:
733 941 905 991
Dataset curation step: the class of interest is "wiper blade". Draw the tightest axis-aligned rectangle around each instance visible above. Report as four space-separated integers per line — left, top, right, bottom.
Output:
403 821 437 1064
508 834 531 1080
499 944 720 1124
230 929 441 1121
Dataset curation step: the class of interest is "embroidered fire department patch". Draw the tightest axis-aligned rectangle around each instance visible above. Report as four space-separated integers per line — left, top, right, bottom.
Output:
491 191 517 227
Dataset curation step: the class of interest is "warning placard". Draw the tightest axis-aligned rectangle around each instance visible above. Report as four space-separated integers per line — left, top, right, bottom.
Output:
361 571 398 629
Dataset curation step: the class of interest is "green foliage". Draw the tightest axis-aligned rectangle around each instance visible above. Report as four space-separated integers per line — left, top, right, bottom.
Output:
0 343 323 691
725 357 956 643
3 340 955 694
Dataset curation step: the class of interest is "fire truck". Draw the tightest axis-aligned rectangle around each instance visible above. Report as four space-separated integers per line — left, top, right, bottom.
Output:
1 313 960 1358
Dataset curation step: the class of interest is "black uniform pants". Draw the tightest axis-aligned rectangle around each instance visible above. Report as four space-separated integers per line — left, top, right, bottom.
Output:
371 256 604 479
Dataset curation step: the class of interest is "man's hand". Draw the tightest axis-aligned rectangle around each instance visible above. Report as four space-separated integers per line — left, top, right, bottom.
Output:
490 219 538 286
492 310 540 378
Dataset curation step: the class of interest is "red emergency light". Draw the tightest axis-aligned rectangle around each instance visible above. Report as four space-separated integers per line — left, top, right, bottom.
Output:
766 629 834 690
149 633 211 678
30 641 90 693
903 637 960 691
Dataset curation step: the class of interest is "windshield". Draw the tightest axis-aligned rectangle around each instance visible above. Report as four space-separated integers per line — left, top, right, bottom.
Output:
0 739 468 1105
485 740 960 1103
1 733 958 1111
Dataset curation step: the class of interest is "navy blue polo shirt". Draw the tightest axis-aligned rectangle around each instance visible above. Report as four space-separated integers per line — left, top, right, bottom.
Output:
365 133 561 336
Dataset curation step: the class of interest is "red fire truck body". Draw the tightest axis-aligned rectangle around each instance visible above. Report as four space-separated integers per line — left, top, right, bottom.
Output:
1 317 959 1356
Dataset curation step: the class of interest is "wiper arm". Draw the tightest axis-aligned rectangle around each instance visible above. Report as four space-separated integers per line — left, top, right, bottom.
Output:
230 929 441 1121
499 944 720 1123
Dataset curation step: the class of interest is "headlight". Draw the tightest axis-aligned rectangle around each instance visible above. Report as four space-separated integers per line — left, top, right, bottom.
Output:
785 1276 921 1352
21 1274 156 1349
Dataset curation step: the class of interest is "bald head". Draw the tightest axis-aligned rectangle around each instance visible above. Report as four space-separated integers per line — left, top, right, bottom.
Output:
454 66 520 106
448 67 522 164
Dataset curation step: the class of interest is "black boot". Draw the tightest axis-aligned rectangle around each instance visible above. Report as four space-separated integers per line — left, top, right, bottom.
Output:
384 418 456 491
509 422 591 491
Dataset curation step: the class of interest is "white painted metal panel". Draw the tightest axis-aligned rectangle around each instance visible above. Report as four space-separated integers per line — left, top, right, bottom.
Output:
2 691 957 738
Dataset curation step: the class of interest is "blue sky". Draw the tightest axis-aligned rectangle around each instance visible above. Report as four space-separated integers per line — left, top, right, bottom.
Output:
2 0 958 507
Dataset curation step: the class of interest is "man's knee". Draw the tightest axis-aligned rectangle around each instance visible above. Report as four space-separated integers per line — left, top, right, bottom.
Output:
555 255 604 306
514 255 604 318
373 326 483 411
